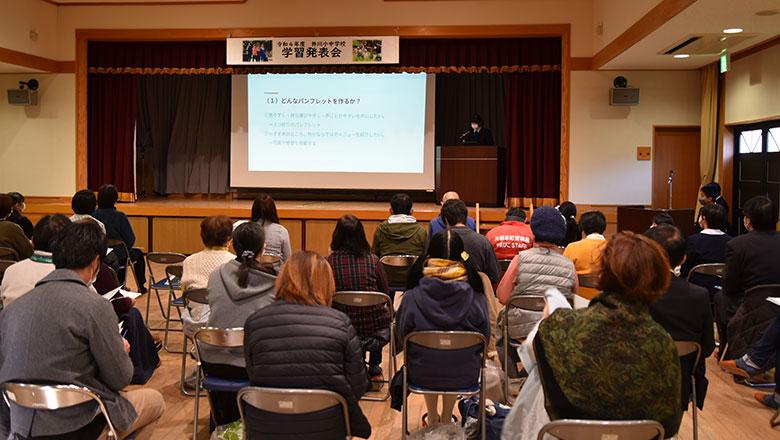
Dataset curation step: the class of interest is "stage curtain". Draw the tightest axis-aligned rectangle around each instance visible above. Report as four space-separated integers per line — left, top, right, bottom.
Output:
137 75 231 194
505 71 561 201
87 74 136 196
435 73 506 148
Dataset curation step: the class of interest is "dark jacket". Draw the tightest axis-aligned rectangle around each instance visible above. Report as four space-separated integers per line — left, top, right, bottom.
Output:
463 127 494 146
395 277 490 390
681 231 731 298
649 276 716 410
92 207 136 247
243 300 371 439
450 226 502 284
722 230 780 299
7 211 33 240
0 221 33 260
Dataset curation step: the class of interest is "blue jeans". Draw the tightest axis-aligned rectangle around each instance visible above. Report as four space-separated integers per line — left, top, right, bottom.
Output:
747 311 780 397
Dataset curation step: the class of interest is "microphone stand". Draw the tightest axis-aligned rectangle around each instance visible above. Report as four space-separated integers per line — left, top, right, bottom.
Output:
667 170 675 210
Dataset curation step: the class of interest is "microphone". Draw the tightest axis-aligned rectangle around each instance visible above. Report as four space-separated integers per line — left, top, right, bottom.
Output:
459 130 470 139
668 170 674 183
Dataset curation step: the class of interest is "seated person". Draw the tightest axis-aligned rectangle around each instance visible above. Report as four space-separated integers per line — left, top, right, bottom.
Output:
6 192 33 239
394 230 490 426
496 206 578 377
92 184 147 293
201 221 277 427
1 214 70 307
243 251 371 439
428 191 476 237
532 233 681 437
70 189 106 234
0 194 33 260
0 221 165 439
646 225 716 413
721 312 780 409
251 194 291 264
715 195 780 354
443 199 501 284
563 210 607 274
326 215 391 380
557 201 579 247
486 207 533 260
372 193 427 286
680 203 731 299
652 212 676 228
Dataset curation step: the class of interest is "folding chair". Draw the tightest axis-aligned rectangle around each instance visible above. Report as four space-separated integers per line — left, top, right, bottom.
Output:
674 340 702 440
237 386 351 440
108 239 140 291
144 253 186 341
536 419 664 440
575 273 599 308
180 288 209 397
192 327 250 440
402 331 487 440
498 258 513 272
258 254 283 273
2 382 119 439
502 295 546 403
685 263 725 282
332 291 395 401
379 254 418 295
772 406 780 428
0 246 19 261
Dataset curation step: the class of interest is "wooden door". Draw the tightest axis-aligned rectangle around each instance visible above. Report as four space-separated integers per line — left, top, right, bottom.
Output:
652 126 701 209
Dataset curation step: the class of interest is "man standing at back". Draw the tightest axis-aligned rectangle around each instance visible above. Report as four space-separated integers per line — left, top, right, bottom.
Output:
486 207 533 260
429 191 476 237
443 199 501 284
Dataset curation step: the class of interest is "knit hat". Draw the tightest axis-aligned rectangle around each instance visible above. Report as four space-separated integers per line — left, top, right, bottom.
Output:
530 206 567 243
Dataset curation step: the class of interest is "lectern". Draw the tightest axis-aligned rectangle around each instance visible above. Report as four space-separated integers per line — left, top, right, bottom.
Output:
616 206 696 237
435 145 505 206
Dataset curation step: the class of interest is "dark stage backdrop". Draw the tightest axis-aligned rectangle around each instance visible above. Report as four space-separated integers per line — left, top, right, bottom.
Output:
435 74 506 149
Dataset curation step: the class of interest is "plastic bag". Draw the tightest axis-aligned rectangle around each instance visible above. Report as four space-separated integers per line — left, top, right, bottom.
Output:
209 420 244 440
409 422 467 440
485 360 507 405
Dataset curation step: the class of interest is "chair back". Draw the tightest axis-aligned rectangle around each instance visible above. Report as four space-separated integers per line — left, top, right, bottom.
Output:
0 247 19 261
146 252 187 266
537 419 665 440
380 255 418 268
193 327 245 365
578 273 599 289
403 331 487 366
258 254 282 265
686 263 725 281
3 383 118 439
507 295 546 312
498 259 513 271
333 291 393 311
674 340 702 371
183 288 209 307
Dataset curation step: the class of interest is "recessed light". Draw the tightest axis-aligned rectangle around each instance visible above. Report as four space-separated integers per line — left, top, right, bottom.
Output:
723 28 744 34
756 10 779 16
674 54 690 59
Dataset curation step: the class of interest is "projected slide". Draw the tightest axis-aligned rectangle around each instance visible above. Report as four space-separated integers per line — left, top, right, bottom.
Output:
247 73 426 174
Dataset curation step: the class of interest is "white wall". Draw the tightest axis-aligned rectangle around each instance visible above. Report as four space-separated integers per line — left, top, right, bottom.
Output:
0 74 76 196
724 43 780 125
0 0 58 59
592 0 660 52
569 70 701 205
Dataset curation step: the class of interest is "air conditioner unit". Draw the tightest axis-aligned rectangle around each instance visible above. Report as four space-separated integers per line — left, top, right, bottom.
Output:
7 89 37 106
610 88 639 106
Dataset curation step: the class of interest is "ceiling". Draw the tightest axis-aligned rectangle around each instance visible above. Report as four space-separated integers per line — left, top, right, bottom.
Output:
603 0 780 70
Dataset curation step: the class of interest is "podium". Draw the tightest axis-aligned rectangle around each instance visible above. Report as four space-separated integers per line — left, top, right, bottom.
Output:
435 145 505 206
616 206 696 237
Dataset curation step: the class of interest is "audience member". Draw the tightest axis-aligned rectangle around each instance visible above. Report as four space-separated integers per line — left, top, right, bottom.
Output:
486 207 533 260
563 210 606 274
645 225 716 413
201 221 276 427
6 192 33 239
243 251 371 439
496 205 577 377
92 184 147 293
70 189 106 234
394 230 490 426
428 191 476 237
251 194 291 263
681 203 732 298
652 212 676 228
715 195 780 354
327 215 391 380
0 221 165 439
721 313 780 409
372 193 427 286
700 182 729 213
0 194 33 261
557 201 579 247
443 199 501 283
532 232 681 437
1 214 70 307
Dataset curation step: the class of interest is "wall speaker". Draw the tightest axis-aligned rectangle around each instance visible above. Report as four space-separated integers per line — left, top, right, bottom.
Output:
7 89 37 106
610 88 639 106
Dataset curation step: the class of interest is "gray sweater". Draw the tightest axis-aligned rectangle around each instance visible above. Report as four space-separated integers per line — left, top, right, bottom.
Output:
203 260 277 367
0 269 136 437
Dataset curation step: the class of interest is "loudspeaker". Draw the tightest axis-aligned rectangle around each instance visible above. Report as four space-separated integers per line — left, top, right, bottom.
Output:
610 88 639 106
7 89 37 106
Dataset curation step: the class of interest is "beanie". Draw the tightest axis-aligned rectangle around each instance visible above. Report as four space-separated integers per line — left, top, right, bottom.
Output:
530 206 567 244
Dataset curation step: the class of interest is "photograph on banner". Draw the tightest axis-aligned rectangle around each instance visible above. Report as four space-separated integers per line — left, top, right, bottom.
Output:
353 40 382 62
242 40 272 62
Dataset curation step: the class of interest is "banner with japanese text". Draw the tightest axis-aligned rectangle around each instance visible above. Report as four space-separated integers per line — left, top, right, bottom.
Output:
226 36 399 65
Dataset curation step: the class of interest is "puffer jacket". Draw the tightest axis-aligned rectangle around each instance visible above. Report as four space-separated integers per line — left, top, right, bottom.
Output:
727 285 778 363
243 300 371 439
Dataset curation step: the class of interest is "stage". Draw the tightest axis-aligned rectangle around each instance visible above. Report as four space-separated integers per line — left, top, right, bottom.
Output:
24 197 510 256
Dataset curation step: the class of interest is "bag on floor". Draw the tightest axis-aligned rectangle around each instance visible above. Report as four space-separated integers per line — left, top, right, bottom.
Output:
408 422 467 440
458 396 511 440
210 420 244 440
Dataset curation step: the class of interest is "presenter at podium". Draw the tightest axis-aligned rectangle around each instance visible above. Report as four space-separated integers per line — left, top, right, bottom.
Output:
460 114 495 146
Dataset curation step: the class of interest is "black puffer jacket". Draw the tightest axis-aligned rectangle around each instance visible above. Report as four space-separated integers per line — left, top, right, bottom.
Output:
243 300 371 439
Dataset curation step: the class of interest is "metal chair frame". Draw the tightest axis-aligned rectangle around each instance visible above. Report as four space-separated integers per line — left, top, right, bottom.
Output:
674 340 702 440
237 386 352 440
332 291 395 401
501 294 546 403
192 327 246 440
685 263 725 282
108 239 140 292
180 288 209 397
144 252 186 345
536 419 665 440
2 382 119 439
401 331 487 440
0 246 19 261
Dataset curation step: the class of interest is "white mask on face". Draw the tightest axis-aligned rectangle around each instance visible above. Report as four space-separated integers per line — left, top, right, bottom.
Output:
471 124 479 130
87 260 99 287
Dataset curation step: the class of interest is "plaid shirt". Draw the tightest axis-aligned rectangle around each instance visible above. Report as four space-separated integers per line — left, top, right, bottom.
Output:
327 250 391 338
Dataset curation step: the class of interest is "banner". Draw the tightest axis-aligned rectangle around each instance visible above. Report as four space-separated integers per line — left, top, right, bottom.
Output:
226 36 399 65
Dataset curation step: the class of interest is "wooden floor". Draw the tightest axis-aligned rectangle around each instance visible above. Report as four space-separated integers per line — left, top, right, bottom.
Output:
126 271 780 440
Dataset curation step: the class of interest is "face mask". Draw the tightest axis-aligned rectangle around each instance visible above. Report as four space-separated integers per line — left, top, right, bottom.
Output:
87 261 99 287
698 198 707 206
471 124 479 130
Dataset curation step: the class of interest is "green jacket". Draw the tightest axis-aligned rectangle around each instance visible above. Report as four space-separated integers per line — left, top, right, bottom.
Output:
535 291 682 438
371 219 427 258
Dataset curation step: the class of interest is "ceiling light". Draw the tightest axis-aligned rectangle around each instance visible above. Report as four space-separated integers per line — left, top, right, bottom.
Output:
723 28 743 34
674 54 690 59
756 10 779 16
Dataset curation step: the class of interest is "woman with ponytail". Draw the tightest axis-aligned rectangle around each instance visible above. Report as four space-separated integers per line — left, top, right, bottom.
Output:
557 201 580 247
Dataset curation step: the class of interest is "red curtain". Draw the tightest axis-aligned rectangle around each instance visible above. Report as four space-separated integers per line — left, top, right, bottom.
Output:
87 74 136 193
505 71 561 200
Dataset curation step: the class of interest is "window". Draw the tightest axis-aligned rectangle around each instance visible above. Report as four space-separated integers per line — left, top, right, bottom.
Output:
768 127 780 153
739 129 763 154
